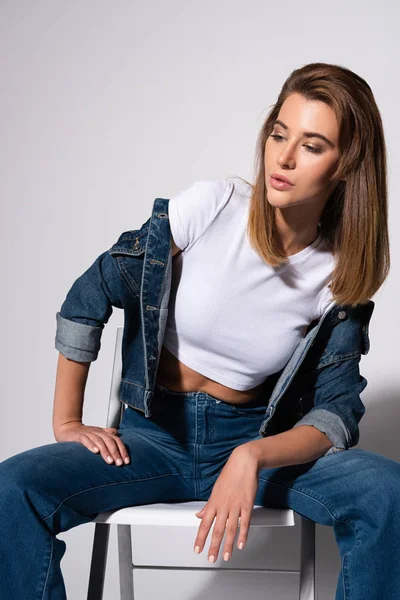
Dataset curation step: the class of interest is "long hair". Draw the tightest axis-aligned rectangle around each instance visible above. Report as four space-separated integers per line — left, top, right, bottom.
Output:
230 62 390 307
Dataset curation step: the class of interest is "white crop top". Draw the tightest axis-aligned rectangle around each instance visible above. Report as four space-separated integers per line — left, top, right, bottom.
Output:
163 178 336 391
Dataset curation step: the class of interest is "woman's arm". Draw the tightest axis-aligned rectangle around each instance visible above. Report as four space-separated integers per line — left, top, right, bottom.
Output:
52 353 130 465
53 234 179 437
52 352 90 436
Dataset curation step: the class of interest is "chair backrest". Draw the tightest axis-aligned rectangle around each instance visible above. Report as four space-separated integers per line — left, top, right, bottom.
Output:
105 326 125 429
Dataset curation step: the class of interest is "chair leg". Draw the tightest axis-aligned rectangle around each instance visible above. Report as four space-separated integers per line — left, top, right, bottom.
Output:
87 523 110 600
117 524 134 600
299 516 316 600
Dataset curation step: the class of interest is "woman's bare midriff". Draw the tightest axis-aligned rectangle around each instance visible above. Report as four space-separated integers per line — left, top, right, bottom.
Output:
155 344 264 405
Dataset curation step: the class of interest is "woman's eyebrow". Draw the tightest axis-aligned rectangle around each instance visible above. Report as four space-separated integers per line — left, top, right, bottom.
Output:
273 119 335 148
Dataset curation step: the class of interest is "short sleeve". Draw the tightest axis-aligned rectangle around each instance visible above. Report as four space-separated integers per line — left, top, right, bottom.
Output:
315 284 335 319
168 179 233 251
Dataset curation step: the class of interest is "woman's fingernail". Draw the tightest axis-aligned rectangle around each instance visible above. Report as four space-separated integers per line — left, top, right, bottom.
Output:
224 552 230 561
107 456 113 463
194 546 200 554
116 458 122 466
239 542 244 550
208 555 215 563
124 457 130 464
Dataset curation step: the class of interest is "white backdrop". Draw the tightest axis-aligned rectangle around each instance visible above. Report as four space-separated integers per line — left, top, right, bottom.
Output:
1 1 399 598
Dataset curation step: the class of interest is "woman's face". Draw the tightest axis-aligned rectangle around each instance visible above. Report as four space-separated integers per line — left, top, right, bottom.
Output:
264 93 341 214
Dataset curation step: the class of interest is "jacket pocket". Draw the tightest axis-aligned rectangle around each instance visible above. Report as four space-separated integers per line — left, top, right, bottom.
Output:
112 254 143 298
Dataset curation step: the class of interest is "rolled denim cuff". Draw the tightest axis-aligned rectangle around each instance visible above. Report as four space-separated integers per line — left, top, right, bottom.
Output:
55 312 103 362
293 408 351 456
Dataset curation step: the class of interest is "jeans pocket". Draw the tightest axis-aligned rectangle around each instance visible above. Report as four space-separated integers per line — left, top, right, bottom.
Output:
225 403 268 418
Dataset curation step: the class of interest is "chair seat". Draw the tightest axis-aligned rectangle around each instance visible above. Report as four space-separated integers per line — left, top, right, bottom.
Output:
92 502 296 527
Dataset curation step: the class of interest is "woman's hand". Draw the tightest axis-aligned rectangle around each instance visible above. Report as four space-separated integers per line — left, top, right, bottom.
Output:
54 422 130 466
193 443 261 562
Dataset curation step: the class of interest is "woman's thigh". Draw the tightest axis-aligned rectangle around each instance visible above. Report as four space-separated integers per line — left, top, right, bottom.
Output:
254 447 400 527
0 407 196 535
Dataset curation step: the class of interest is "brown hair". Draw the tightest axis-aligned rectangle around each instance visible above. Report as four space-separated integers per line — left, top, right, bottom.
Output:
229 62 390 308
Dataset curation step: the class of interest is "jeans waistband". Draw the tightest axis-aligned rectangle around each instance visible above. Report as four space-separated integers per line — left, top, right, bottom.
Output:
154 382 267 408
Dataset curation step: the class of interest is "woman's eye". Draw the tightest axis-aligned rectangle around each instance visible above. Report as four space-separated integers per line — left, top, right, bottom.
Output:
270 134 284 142
305 146 322 154
270 134 323 155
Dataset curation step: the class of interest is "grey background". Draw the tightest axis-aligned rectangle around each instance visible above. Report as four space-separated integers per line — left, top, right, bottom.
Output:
1 1 399 598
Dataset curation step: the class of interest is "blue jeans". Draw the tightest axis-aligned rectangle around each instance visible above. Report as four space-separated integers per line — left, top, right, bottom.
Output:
1 383 400 599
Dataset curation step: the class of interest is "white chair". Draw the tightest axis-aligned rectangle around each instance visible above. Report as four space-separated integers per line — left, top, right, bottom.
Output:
87 327 316 600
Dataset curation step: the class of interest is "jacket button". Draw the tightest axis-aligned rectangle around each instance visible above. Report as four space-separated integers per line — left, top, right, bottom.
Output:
338 310 346 319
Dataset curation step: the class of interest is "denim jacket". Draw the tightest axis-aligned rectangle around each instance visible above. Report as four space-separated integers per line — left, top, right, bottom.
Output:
55 197 374 457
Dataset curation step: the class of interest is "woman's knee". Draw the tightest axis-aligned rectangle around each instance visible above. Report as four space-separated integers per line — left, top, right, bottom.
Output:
0 442 85 519
0 448 45 519
0 447 39 489
346 448 400 484
341 448 400 512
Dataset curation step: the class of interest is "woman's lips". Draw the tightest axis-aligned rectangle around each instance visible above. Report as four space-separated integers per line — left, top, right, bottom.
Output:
270 176 294 190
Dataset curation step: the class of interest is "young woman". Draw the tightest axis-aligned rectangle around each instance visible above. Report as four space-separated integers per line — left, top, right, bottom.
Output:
1 62 398 600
